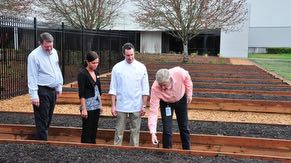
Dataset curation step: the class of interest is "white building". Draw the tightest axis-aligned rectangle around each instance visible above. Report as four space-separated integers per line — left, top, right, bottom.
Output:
109 0 291 58
221 0 291 58
248 0 291 53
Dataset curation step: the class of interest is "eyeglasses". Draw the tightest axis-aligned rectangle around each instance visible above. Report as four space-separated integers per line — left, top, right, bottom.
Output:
158 80 171 90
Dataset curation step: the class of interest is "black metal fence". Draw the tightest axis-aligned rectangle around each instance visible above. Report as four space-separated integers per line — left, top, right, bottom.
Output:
0 16 140 99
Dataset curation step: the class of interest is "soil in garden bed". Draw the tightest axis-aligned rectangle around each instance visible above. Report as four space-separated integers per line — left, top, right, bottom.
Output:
193 92 291 101
194 84 291 91
0 143 279 163
0 112 290 140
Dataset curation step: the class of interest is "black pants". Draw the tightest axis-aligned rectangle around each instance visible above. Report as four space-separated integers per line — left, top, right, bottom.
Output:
160 94 190 150
81 109 100 144
33 86 56 140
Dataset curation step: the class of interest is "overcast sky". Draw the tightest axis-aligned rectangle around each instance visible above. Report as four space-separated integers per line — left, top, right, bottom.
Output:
249 0 291 27
111 0 291 30
110 0 141 30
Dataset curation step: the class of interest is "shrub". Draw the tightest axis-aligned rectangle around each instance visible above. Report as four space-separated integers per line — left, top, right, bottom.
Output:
208 60 214 64
190 52 197 56
266 48 291 54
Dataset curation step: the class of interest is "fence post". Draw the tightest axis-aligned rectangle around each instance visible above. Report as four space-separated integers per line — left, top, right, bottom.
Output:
109 35 112 69
61 22 65 81
97 30 101 71
203 35 208 55
34 17 37 48
81 26 84 65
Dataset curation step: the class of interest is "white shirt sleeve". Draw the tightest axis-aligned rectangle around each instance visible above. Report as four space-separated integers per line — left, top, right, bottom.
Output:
27 53 39 100
108 67 117 95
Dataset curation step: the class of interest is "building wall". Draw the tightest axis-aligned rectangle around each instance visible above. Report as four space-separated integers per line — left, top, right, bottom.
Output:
113 0 291 57
140 31 162 53
247 0 291 53
219 3 250 58
249 0 291 27
215 0 291 57
249 27 291 48
219 28 249 58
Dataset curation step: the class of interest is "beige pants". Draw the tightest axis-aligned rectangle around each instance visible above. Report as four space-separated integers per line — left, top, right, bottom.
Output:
114 112 141 147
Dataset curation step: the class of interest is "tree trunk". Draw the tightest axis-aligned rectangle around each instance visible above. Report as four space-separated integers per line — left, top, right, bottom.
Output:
182 41 189 63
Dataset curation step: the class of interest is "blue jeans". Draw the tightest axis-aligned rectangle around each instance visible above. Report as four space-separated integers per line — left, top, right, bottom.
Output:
160 94 190 150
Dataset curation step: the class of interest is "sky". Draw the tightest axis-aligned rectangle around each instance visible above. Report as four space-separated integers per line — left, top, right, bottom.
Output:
249 0 291 27
111 0 291 30
109 0 142 30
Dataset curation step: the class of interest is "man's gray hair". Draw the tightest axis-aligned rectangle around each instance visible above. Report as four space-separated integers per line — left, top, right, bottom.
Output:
40 32 54 43
156 69 170 83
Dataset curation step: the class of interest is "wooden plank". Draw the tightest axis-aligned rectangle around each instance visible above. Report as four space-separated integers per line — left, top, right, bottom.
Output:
61 87 291 97
0 124 290 161
1 124 290 150
192 88 291 96
190 98 291 113
0 124 291 161
59 97 286 111
57 92 291 114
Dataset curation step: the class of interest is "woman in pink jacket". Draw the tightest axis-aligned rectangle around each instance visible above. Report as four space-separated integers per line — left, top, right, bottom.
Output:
148 67 193 150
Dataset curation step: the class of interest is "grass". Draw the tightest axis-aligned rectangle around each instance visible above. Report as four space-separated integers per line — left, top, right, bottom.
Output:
249 53 291 81
249 53 291 59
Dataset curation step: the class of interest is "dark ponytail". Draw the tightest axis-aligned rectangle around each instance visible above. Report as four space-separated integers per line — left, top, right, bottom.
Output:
83 51 99 67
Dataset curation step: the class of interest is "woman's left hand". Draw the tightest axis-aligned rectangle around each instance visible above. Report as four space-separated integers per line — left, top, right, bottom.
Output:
81 108 88 119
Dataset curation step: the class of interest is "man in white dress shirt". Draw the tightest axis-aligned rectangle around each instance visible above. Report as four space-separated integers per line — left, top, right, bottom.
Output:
27 32 63 140
109 42 149 146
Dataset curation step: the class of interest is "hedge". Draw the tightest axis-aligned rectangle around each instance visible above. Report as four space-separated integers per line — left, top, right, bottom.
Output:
266 48 291 54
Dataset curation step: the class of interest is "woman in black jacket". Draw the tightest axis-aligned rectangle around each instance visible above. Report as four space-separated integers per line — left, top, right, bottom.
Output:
77 51 102 144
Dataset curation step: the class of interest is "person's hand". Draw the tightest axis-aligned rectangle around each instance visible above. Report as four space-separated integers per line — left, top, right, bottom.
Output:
56 91 62 98
100 107 103 114
140 107 146 116
81 108 88 119
31 99 40 107
187 96 192 104
111 106 117 117
151 133 159 145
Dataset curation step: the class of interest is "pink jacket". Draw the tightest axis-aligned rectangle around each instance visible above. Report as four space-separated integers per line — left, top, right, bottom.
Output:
148 67 193 133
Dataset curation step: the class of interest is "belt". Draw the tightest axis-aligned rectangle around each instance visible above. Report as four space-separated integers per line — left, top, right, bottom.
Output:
38 85 55 91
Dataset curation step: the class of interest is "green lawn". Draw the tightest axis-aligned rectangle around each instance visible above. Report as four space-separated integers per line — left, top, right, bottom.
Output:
248 53 291 81
249 53 291 59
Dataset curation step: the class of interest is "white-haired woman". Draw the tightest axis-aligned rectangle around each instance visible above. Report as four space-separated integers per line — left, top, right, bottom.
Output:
148 67 193 150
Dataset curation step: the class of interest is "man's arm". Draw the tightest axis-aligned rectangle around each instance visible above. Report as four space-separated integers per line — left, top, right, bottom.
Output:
55 50 63 97
109 68 117 117
140 95 148 116
148 86 160 145
183 70 193 103
111 95 117 117
27 53 39 106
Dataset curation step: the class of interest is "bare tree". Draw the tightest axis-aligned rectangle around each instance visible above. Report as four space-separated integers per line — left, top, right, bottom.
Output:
35 0 125 29
133 0 247 62
0 0 33 17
